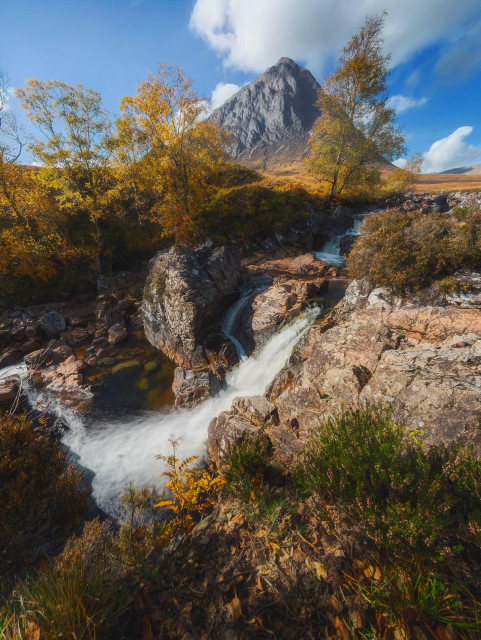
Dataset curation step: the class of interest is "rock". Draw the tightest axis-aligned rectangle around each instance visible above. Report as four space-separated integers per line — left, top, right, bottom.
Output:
339 234 357 257
142 243 240 369
111 360 142 375
0 347 23 369
264 291 481 452
39 311 66 337
41 355 87 392
231 395 278 427
208 411 258 467
0 380 19 411
24 348 54 369
51 345 74 363
245 253 337 278
108 324 128 345
172 367 225 408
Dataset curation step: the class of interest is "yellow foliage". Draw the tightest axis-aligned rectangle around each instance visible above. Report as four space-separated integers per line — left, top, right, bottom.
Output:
156 448 225 533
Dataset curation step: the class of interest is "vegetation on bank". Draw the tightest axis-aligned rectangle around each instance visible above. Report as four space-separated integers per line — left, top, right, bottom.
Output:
2 407 481 639
348 205 481 294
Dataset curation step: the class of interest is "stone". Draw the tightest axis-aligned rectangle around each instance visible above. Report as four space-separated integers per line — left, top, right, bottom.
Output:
42 355 87 392
24 348 54 369
142 243 240 368
208 411 259 467
108 324 128 345
172 366 225 408
0 380 19 411
231 395 278 427
39 311 66 337
111 360 142 375
0 348 23 369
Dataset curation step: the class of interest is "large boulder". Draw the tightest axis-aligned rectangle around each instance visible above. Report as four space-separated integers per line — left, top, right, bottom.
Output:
142 244 241 369
39 311 66 337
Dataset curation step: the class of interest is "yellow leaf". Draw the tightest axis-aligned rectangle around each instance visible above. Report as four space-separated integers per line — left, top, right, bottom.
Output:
314 561 327 579
227 597 242 622
141 616 154 640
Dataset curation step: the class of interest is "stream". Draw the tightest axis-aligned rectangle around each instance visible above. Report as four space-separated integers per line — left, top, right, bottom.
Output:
0 222 362 517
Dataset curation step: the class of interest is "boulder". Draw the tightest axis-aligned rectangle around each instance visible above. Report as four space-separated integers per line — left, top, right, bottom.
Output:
108 324 128 345
231 395 278 427
0 380 19 411
172 366 225 408
24 348 54 369
41 355 87 392
0 348 23 369
39 311 66 337
208 411 258 467
142 244 240 369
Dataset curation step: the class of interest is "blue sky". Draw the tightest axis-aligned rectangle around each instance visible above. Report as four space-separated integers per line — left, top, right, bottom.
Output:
1 0 481 171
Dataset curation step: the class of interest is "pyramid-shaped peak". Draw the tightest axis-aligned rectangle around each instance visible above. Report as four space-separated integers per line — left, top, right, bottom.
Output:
265 57 306 73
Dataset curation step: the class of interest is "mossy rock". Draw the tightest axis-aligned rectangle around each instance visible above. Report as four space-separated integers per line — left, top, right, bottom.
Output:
144 360 158 374
111 359 142 375
136 377 149 391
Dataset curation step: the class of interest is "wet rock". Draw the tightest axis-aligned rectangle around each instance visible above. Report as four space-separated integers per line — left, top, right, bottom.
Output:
172 366 225 408
142 243 240 369
42 355 87 392
39 311 66 337
0 380 19 411
52 345 74 363
339 234 357 257
24 348 54 369
0 347 23 369
108 324 128 345
208 411 258 467
231 395 278 427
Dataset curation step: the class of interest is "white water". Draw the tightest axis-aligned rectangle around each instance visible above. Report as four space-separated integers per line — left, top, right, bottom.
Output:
0 361 27 383
315 214 366 266
221 284 267 360
12 307 319 515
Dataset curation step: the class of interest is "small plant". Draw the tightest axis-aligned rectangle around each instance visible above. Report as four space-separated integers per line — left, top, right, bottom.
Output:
295 405 481 565
348 207 481 294
0 413 88 573
156 442 225 533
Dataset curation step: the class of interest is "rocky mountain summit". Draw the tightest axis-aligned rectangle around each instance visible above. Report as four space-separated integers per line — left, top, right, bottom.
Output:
210 57 320 169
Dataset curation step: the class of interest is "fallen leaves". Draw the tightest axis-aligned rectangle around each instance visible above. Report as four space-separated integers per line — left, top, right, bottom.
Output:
227 597 242 622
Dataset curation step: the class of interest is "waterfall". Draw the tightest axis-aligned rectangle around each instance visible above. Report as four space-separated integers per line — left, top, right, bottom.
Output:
4 307 318 516
315 214 366 267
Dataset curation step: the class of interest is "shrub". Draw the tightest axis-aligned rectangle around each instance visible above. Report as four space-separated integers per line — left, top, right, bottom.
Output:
348 207 481 293
0 413 88 574
295 406 481 565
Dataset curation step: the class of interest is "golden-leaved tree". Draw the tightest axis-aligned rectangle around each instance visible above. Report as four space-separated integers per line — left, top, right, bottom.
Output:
307 13 406 200
16 80 114 267
115 64 230 244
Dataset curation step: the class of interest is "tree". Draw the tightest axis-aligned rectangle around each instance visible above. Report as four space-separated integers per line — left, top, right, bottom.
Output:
307 13 406 200
116 64 230 244
16 80 114 265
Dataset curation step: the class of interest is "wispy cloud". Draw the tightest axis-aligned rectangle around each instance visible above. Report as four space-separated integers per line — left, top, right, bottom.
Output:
388 95 428 113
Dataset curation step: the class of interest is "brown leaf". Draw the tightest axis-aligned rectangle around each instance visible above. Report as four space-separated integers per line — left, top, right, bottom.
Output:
25 622 41 640
142 616 155 640
293 548 307 563
334 616 349 640
227 597 242 622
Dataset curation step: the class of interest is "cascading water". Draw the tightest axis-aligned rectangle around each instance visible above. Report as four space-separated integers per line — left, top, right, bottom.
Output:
12 306 319 516
315 214 366 266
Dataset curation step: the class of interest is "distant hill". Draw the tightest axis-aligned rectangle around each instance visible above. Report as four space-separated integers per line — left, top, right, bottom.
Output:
439 164 481 175
210 57 320 171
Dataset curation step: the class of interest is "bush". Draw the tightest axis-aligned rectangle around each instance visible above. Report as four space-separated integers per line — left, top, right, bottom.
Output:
0 413 88 574
295 406 481 565
347 207 481 293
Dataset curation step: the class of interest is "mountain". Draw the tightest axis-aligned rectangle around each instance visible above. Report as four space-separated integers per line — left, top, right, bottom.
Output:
439 164 481 175
210 57 321 171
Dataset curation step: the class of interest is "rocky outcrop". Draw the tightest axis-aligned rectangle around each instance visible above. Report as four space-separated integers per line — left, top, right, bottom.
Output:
142 244 241 407
143 243 241 369
210 57 320 170
209 279 481 464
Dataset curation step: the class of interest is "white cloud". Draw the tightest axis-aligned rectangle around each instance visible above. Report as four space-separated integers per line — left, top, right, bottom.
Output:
190 0 481 74
388 95 428 114
423 126 481 173
393 158 407 168
210 82 241 109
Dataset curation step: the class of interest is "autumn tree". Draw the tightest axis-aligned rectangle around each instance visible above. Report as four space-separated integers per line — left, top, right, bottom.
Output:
307 13 406 200
16 80 114 266
115 64 229 244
